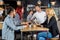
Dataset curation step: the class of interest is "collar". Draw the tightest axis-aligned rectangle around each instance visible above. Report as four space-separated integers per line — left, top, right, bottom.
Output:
7 15 13 19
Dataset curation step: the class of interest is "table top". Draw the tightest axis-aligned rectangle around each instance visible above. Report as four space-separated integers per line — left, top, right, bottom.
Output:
21 26 49 32
0 22 49 32
21 22 49 32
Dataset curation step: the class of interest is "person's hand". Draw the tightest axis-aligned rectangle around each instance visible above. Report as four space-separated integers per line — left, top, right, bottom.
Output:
23 25 27 28
41 25 43 28
21 22 28 25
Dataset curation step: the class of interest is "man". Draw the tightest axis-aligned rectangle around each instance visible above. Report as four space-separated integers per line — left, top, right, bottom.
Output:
31 4 47 26
2 7 25 40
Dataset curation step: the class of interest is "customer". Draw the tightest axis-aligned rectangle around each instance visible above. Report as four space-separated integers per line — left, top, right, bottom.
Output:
2 7 25 40
31 4 47 27
37 8 59 40
27 10 34 22
46 8 59 37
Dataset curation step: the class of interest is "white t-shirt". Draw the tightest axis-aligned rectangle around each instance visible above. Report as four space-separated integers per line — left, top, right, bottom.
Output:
31 11 47 24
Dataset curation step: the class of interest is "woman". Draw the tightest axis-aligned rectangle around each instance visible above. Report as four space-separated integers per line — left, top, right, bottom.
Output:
46 8 59 37
37 8 59 40
27 10 34 22
2 7 25 40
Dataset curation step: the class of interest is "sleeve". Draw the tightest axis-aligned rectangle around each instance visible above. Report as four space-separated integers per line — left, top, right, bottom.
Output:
27 16 29 22
2 23 7 39
27 15 30 22
31 13 36 21
16 26 25 30
47 17 56 28
6 18 24 30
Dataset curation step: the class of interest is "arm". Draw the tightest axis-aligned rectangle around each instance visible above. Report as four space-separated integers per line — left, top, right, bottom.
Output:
6 18 24 30
47 16 57 28
2 23 7 39
27 15 31 22
27 15 29 21
31 13 36 21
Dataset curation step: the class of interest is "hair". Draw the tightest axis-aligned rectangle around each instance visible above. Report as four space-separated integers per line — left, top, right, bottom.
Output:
46 8 58 21
28 10 33 13
35 4 40 7
17 0 22 1
17 0 23 8
7 7 15 14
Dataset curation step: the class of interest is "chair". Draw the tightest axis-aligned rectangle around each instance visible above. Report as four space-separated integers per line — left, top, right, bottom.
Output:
50 38 59 40
0 23 3 40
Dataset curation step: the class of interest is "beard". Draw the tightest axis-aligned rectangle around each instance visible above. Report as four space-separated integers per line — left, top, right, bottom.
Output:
13 15 16 18
13 16 15 18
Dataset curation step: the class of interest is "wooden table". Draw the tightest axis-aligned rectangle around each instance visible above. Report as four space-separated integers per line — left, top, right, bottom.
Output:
0 22 49 40
20 26 49 40
21 27 49 32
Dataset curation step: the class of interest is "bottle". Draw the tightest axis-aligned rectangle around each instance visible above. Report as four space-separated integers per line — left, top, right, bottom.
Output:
48 3 51 8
